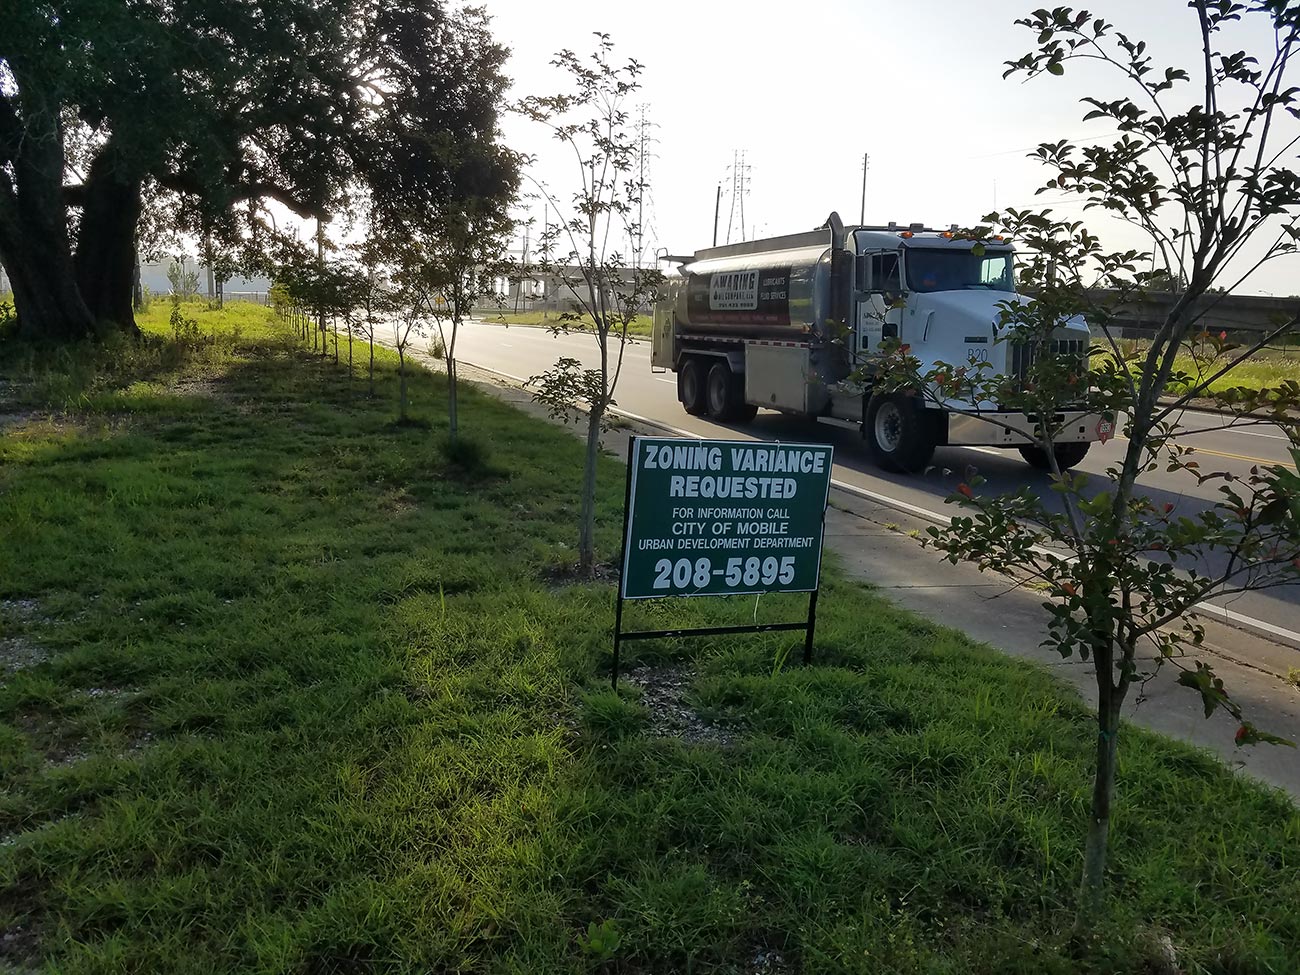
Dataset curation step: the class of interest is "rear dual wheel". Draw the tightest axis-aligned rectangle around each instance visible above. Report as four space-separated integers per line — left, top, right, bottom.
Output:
706 362 757 423
679 357 755 422
679 358 708 415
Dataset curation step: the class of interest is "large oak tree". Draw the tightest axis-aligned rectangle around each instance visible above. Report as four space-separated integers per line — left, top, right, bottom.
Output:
1 0 511 340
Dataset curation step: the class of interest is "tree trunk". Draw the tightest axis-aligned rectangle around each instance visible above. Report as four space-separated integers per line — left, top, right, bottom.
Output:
0 235 96 341
0 83 98 341
132 249 143 311
1078 608 1122 926
447 356 459 443
398 349 408 422
578 405 602 573
368 335 375 397
74 149 143 333
1080 705 1120 918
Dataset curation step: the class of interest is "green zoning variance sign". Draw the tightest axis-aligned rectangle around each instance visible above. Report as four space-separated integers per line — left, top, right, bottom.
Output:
620 437 834 600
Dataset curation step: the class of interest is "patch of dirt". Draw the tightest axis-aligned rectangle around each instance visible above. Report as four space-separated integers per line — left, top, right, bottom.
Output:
173 377 229 401
12 711 87 767
11 687 150 767
0 412 37 432
622 664 736 747
0 600 51 684
542 561 620 587
377 488 417 515
0 918 42 973
747 947 792 974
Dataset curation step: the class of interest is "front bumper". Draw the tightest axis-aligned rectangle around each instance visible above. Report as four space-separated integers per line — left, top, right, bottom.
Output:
944 410 1116 447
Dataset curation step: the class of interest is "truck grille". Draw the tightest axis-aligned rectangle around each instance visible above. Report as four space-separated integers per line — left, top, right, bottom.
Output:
1009 339 1088 385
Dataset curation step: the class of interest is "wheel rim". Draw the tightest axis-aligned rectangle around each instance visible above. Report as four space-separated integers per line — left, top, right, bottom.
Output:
874 402 903 452
708 372 728 414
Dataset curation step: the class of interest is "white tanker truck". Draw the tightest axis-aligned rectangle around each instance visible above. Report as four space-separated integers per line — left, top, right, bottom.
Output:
651 212 1106 473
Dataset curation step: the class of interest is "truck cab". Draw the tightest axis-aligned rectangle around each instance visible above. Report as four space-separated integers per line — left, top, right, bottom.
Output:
654 214 1103 474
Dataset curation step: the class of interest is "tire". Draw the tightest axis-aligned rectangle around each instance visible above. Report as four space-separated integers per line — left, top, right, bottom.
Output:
705 361 755 422
702 358 743 421
1019 441 1091 471
679 358 707 415
864 394 936 473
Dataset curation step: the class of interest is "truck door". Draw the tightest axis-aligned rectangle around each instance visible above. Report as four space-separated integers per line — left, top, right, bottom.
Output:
855 251 904 355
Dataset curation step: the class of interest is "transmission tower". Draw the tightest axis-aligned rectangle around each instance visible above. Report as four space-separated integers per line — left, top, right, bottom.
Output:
725 150 751 244
632 105 660 268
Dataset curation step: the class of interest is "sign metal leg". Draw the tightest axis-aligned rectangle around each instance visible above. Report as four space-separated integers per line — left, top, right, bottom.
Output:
612 437 636 690
612 593 625 690
803 586 820 665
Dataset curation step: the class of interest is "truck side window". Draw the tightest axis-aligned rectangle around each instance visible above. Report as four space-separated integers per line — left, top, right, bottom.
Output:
871 254 901 293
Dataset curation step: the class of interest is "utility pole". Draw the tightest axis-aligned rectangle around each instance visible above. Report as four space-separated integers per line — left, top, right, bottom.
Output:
516 223 527 313
712 183 722 247
860 152 870 225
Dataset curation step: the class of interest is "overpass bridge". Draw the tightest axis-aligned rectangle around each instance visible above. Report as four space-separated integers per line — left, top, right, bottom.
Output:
1069 289 1299 339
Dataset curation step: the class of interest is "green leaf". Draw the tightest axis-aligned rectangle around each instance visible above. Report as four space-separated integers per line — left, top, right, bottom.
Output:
1046 60 1065 76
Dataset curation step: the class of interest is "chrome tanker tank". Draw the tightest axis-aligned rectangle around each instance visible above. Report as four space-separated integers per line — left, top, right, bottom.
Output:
674 231 836 341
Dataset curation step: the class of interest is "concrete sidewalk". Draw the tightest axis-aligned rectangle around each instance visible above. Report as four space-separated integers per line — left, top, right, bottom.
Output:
426 352 1300 800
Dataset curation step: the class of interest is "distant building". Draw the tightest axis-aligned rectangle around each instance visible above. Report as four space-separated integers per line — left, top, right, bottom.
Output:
141 259 272 302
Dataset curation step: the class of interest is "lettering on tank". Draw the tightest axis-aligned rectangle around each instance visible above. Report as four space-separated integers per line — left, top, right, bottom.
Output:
686 265 793 325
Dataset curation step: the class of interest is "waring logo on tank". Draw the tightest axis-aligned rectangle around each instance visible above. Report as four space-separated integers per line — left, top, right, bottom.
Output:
710 271 759 311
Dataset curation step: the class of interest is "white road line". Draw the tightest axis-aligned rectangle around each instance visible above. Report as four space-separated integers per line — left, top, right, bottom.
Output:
1230 428 1289 441
462 356 1300 649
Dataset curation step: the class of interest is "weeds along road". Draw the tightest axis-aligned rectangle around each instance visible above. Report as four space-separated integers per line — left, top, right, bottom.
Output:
422 319 1300 649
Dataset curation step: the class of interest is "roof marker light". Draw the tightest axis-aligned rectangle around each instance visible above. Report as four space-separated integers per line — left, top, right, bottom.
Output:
899 231 914 238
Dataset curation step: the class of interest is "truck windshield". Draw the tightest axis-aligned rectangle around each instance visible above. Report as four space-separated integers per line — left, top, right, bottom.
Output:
904 248 1015 293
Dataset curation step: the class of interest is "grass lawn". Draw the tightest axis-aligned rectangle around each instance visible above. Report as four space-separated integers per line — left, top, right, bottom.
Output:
1166 345 1300 397
1 301 1298 973
478 309 653 338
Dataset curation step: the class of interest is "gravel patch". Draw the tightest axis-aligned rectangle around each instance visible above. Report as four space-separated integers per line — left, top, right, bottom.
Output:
622 664 736 746
0 600 50 683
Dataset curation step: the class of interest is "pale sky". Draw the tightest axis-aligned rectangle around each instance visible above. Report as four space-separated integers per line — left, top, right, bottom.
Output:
485 0 1300 295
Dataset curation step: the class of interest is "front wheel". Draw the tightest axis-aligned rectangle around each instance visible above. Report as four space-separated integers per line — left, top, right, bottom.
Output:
864 394 935 473
1019 441 1091 471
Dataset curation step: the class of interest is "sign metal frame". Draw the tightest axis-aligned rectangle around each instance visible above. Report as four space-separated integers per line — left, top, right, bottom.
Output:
611 436 831 687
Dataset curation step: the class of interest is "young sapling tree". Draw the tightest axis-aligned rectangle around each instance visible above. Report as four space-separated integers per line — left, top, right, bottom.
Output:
520 36 664 574
873 1 1300 921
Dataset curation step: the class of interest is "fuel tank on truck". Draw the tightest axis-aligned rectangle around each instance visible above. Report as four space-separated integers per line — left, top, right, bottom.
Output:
675 238 835 340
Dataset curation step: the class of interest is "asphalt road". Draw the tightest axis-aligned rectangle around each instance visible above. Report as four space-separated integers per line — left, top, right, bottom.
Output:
444 319 1300 645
